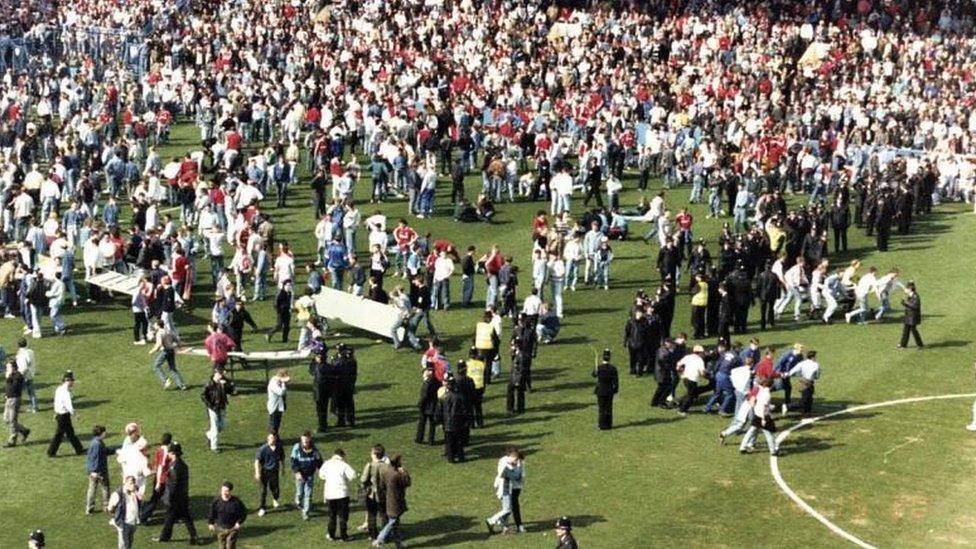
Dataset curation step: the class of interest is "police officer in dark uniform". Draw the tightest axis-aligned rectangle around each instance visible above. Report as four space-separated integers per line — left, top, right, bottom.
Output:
593 349 619 430
756 260 780 330
898 281 923 349
415 365 439 445
874 189 893 251
623 308 650 376
333 343 357 427
651 338 675 408
554 516 578 549
726 263 753 333
507 344 528 415
440 374 469 463
654 281 675 338
309 350 336 433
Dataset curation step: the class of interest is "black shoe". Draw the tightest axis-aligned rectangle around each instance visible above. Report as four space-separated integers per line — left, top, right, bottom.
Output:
22 428 29 442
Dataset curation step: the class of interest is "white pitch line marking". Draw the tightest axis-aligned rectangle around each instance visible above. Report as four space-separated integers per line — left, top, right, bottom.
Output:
770 393 976 549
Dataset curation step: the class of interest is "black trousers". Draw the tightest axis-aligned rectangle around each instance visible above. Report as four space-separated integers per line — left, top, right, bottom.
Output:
472 389 485 427
716 320 731 344
259 468 280 509
759 299 775 330
876 225 890 251
678 379 700 413
444 430 465 462
365 497 387 541
506 382 525 414
267 311 290 342
900 324 923 347
651 378 671 407
781 378 793 407
133 311 149 341
47 413 84 456
415 413 436 444
833 227 848 252
597 395 613 429
798 384 815 416
269 411 283 434
139 485 164 522
691 306 706 339
335 390 355 426
628 347 646 375
159 506 198 541
583 186 603 207
327 497 350 539
315 391 332 431
511 488 523 526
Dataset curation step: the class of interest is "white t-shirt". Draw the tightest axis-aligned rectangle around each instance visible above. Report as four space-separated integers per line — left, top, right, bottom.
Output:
678 354 706 382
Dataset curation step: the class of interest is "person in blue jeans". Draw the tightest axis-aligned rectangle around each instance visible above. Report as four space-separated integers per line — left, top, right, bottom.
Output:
290 432 323 520
703 341 741 415
326 237 349 290
147 321 186 390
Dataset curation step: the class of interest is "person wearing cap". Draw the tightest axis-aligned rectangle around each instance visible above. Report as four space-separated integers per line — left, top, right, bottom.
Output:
47 370 84 457
554 516 578 549
676 346 708 417
415 365 439 445
206 481 247 549
651 338 676 408
154 442 199 544
440 374 470 463
310 351 336 433
28 529 45 548
507 338 529 416
333 344 358 427
898 281 923 349
593 349 619 430
689 274 709 339
464 348 488 428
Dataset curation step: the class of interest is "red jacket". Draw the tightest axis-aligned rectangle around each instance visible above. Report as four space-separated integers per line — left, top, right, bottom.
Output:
205 332 236 364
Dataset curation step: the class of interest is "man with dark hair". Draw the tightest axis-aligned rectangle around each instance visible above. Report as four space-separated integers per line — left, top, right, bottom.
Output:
290 431 323 521
207 481 247 549
440 375 469 463
4 359 29 447
254 433 284 517
85 424 109 514
153 443 199 544
48 370 84 457
898 282 923 349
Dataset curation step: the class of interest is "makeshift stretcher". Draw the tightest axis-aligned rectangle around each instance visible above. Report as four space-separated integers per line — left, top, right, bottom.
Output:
178 347 311 381
312 287 400 340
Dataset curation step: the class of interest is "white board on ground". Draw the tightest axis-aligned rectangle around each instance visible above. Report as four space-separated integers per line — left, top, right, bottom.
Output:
313 287 399 340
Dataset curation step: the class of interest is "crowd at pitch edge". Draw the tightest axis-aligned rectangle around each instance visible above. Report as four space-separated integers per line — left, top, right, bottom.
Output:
3 0 969 546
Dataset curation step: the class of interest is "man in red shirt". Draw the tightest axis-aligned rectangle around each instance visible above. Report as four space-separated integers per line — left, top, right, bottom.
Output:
393 219 418 277
675 208 694 252
139 432 174 522
482 244 504 306
204 322 236 371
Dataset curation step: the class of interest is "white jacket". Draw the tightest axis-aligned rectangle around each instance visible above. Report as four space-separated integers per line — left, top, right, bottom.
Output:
318 455 357 500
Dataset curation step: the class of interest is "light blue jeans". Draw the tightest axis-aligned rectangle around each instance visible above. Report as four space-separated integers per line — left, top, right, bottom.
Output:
50 304 65 333
566 261 579 289
486 275 499 306
740 424 778 454
294 474 314 516
377 514 401 544
550 278 564 317
720 390 751 437
461 276 474 306
206 408 225 450
774 287 803 318
151 350 185 388
488 494 512 527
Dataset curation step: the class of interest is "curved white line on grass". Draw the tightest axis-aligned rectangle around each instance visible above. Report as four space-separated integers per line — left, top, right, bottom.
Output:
770 393 976 549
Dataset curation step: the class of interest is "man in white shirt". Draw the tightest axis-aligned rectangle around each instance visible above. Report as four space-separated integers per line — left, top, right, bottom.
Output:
676 345 707 416
787 350 821 417
432 250 454 310
318 448 357 541
845 266 878 324
266 370 290 434
15 338 37 412
774 257 807 321
47 370 84 456
720 355 755 443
